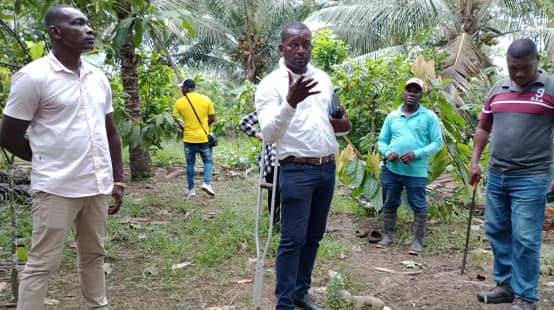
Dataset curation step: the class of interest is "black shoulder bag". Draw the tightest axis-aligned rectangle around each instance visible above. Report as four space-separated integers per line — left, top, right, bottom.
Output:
184 93 217 147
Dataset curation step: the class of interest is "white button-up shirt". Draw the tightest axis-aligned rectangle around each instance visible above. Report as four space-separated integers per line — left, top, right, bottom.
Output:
255 59 339 159
4 52 114 197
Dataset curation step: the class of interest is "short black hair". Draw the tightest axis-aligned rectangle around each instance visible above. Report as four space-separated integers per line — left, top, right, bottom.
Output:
281 22 310 43
181 79 195 88
45 4 74 27
507 38 538 58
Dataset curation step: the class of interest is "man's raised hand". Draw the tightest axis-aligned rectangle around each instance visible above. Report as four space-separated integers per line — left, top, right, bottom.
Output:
286 70 320 109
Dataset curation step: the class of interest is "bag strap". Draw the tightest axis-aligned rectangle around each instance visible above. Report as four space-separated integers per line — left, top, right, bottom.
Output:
184 93 209 137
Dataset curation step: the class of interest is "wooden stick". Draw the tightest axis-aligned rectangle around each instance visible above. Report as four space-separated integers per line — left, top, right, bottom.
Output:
342 136 364 160
375 267 423 275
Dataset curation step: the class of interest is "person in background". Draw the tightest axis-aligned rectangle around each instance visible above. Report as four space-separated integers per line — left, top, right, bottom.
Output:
173 79 216 198
376 77 443 255
0 5 124 309
239 111 281 227
256 22 351 310
470 38 554 310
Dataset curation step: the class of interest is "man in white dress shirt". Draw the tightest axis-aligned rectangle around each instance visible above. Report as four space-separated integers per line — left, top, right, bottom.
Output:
0 5 124 309
256 22 351 310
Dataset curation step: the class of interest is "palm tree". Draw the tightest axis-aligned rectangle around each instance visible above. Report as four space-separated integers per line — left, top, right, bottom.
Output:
307 0 552 91
169 0 319 83
75 0 196 179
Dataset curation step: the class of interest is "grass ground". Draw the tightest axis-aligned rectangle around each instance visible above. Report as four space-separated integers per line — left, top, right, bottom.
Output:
1 137 554 309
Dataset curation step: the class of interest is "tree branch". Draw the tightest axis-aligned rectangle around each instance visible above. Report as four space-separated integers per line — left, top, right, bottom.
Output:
0 19 32 63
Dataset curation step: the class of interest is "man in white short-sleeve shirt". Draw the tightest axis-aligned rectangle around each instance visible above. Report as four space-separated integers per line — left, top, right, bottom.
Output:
0 5 124 309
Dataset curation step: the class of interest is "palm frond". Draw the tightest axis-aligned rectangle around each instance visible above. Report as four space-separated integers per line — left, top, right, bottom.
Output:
345 45 408 67
441 33 486 92
307 0 452 54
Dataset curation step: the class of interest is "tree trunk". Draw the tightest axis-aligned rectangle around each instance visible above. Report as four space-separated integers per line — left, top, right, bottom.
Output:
116 3 152 180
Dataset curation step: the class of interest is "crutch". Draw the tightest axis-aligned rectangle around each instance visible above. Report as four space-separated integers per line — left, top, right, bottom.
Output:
253 143 279 309
461 181 478 275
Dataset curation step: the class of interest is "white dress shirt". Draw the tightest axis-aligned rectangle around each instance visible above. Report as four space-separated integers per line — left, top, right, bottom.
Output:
255 59 339 159
4 52 114 197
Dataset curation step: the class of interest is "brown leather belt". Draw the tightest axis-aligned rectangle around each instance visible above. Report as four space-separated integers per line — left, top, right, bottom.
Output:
280 154 335 165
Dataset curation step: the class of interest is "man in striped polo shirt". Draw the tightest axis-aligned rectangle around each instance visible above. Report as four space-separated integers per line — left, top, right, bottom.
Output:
470 38 554 310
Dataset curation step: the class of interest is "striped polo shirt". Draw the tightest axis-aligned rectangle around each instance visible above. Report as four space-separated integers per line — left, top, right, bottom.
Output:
480 70 554 175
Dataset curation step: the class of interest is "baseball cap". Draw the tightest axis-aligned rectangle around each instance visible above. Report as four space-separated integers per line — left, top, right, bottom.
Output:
405 78 424 91
181 79 195 88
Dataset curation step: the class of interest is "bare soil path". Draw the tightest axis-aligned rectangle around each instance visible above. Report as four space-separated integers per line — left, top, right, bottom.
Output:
1 166 553 309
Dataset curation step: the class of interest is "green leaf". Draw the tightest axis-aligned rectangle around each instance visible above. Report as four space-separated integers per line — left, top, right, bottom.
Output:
113 17 135 52
362 176 380 199
350 160 365 187
133 18 144 47
28 41 44 60
17 246 28 261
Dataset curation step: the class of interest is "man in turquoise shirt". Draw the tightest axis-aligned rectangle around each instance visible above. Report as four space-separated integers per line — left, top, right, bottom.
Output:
376 78 443 254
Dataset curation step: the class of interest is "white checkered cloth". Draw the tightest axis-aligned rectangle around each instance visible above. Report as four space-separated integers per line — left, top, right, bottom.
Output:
239 111 276 177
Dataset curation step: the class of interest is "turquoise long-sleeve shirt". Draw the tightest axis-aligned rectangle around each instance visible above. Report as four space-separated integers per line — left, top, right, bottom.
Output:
378 104 443 177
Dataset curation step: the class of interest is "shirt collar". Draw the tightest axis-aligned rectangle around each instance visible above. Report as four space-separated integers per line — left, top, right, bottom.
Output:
396 104 422 117
278 58 315 78
47 52 94 76
501 69 546 91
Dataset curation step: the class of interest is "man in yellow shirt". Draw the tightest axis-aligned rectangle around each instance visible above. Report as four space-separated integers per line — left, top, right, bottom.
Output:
173 79 216 197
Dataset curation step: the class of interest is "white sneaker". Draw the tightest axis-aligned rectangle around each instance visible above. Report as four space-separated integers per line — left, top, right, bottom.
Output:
201 183 215 196
187 189 196 198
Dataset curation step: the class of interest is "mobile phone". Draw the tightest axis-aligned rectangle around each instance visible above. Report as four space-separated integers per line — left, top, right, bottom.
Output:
546 191 554 203
330 92 343 119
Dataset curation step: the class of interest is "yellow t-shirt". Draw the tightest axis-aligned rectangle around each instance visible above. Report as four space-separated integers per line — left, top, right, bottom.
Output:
173 92 215 143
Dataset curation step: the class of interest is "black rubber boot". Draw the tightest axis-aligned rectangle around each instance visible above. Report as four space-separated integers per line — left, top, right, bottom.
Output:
408 213 427 255
376 212 396 248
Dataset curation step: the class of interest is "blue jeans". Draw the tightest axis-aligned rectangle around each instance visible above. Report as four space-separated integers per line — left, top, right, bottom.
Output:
184 143 213 190
381 166 428 215
275 161 336 310
485 170 550 302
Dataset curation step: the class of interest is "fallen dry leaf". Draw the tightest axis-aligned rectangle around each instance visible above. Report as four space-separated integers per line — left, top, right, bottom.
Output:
171 262 193 270
235 279 253 284
400 260 423 269
44 298 59 305
138 233 147 240
248 257 257 264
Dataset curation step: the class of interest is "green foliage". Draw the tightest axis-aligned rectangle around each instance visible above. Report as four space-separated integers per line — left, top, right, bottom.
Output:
112 51 178 152
327 271 351 309
331 53 413 153
192 78 264 168
540 51 554 74
332 47 484 214
311 29 350 74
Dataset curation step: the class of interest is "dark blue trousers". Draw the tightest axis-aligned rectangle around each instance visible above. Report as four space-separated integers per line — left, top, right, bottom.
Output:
275 161 336 309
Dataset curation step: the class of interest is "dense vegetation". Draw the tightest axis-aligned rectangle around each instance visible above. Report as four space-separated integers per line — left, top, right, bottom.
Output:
1 0 553 306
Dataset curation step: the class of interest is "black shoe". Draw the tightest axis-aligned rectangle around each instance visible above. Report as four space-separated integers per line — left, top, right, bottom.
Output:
477 283 515 304
510 298 537 310
292 294 324 310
